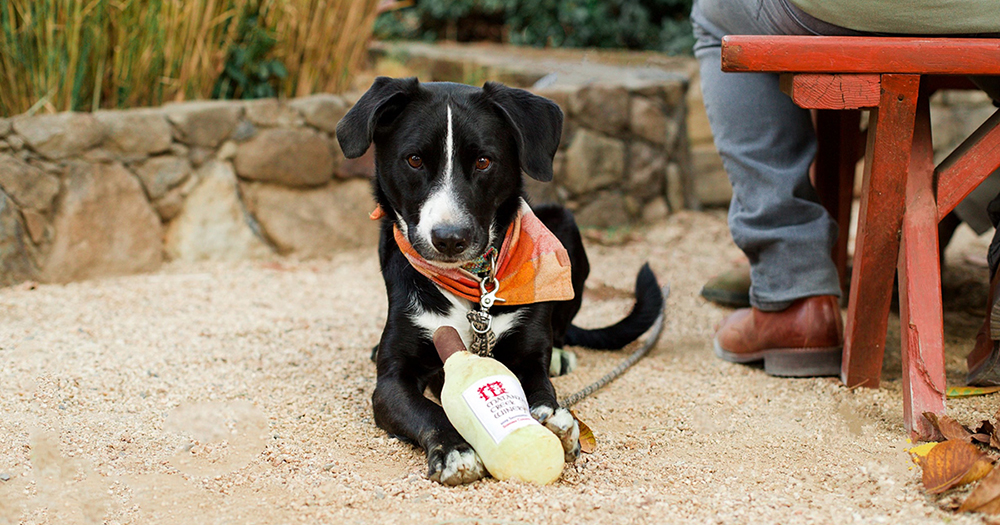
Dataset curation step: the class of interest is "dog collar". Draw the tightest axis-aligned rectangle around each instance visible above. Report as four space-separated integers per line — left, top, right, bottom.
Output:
372 200 575 307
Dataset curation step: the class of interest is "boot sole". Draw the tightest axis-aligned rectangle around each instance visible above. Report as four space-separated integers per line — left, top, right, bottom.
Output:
713 337 842 377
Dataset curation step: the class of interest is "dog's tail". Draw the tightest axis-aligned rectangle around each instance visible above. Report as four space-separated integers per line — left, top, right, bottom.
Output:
564 263 664 350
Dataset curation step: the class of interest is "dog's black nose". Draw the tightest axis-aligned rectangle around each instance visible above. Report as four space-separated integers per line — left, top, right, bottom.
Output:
431 225 471 256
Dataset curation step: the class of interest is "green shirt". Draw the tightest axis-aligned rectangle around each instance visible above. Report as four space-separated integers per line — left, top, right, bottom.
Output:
789 0 1000 34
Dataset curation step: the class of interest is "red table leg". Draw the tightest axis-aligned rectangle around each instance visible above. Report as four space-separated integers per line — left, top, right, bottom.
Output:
897 95 946 440
842 74 921 388
814 109 861 292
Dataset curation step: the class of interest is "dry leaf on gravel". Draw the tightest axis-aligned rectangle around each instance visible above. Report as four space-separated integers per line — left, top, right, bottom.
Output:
571 411 596 454
947 386 1000 398
960 464 1000 514
925 412 974 442
919 440 994 494
908 442 939 463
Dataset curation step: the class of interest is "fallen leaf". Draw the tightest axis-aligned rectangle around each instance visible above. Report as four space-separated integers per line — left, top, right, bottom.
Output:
908 442 939 464
961 462 1000 514
570 411 596 454
921 440 994 494
947 386 1000 398
925 412 974 442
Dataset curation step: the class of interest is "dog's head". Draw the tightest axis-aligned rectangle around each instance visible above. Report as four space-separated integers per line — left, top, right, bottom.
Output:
336 77 563 264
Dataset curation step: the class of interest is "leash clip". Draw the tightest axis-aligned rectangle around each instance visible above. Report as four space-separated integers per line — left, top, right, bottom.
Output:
468 251 502 356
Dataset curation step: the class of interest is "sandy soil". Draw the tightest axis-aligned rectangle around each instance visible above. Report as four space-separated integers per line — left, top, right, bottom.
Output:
1 209 998 524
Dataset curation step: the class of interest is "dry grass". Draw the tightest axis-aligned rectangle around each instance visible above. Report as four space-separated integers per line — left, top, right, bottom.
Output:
0 0 379 117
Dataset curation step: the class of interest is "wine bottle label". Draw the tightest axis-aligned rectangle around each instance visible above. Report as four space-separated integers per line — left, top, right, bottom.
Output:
461 374 540 444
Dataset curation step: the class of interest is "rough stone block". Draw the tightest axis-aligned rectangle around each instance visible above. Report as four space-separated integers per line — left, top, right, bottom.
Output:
235 128 335 187
165 161 272 261
569 84 629 135
626 141 666 200
12 113 106 159
691 144 731 207
95 109 172 155
134 156 192 200
0 190 36 285
164 101 242 148
43 162 163 282
563 129 625 195
242 179 378 257
0 118 10 137
630 97 664 144
289 94 349 134
0 155 61 212
244 99 304 128
573 191 632 229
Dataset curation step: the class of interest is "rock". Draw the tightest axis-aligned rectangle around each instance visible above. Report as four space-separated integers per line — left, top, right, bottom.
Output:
335 146 373 179
290 94 349 134
235 128 334 187
189 147 213 167
665 162 686 213
630 96 668 145
0 190 37 285
642 196 670 222
164 161 272 261
134 156 192 200
530 85 575 116
245 99 303 128
170 143 189 157
5 134 24 151
691 144 731 207
0 141 9 152
21 209 47 244
627 142 666 200
231 119 257 142
154 175 200 223
43 162 162 282
164 101 241 148
563 129 624 195
94 109 172 155
573 191 632 229
0 155 61 212
217 141 238 161
242 179 378 257
12 112 105 159
569 84 629 135
0 118 10 137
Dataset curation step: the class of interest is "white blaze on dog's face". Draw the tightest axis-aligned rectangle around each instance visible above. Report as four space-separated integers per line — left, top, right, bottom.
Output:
335 78 563 265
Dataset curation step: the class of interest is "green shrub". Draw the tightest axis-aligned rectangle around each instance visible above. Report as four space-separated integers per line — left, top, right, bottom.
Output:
374 0 695 54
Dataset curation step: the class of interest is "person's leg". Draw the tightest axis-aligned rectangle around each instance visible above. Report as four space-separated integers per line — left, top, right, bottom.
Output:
693 0 842 311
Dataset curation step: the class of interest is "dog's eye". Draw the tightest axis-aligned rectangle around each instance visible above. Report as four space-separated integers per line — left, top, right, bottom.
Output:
475 157 491 171
407 155 423 169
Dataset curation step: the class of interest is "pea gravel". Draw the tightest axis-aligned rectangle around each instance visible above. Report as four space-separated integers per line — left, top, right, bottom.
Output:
0 210 995 524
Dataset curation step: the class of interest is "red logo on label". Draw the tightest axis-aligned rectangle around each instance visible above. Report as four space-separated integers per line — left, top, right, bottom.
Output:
477 381 507 401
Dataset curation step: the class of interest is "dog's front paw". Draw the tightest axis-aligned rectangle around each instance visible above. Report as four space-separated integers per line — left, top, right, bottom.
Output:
530 405 580 463
427 444 486 486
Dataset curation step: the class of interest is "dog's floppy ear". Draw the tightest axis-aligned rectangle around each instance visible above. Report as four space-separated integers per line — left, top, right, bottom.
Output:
481 82 563 182
336 76 420 159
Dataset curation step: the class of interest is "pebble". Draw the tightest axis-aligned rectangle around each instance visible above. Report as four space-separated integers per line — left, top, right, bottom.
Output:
0 473 10 482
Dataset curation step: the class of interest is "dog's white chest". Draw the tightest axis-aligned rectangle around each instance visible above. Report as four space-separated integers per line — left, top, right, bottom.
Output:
408 289 521 350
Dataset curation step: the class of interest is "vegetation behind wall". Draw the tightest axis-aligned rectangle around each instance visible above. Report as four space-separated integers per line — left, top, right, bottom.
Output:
0 0 380 116
374 0 695 55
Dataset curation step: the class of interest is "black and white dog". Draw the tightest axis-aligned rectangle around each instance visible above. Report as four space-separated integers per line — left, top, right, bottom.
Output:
336 77 663 485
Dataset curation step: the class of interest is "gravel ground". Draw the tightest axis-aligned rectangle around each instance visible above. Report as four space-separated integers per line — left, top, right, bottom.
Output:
1 209 998 525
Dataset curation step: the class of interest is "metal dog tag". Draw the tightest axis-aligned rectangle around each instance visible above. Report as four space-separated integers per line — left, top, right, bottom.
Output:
468 271 505 357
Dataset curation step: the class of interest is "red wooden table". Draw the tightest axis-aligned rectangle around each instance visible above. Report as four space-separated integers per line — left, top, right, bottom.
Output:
720 36 1000 439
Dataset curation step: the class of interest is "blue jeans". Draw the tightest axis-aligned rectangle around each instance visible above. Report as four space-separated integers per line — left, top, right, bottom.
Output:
691 0 855 311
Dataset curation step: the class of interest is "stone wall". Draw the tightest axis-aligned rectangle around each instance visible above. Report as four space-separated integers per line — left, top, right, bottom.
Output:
0 96 379 286
1 43 698 287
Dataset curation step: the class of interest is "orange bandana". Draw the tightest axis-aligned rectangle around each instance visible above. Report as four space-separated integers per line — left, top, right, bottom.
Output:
373 200 575 306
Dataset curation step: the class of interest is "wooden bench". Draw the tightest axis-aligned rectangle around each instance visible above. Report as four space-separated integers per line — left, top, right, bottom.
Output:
720 36 1000 439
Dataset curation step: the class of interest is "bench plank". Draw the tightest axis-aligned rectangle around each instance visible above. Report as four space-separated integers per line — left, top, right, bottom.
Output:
780 74 880 109
723 36 1000 75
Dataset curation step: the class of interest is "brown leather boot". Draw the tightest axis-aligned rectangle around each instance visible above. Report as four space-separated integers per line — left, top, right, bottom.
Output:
968 270 1000 386
713 295 843 377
